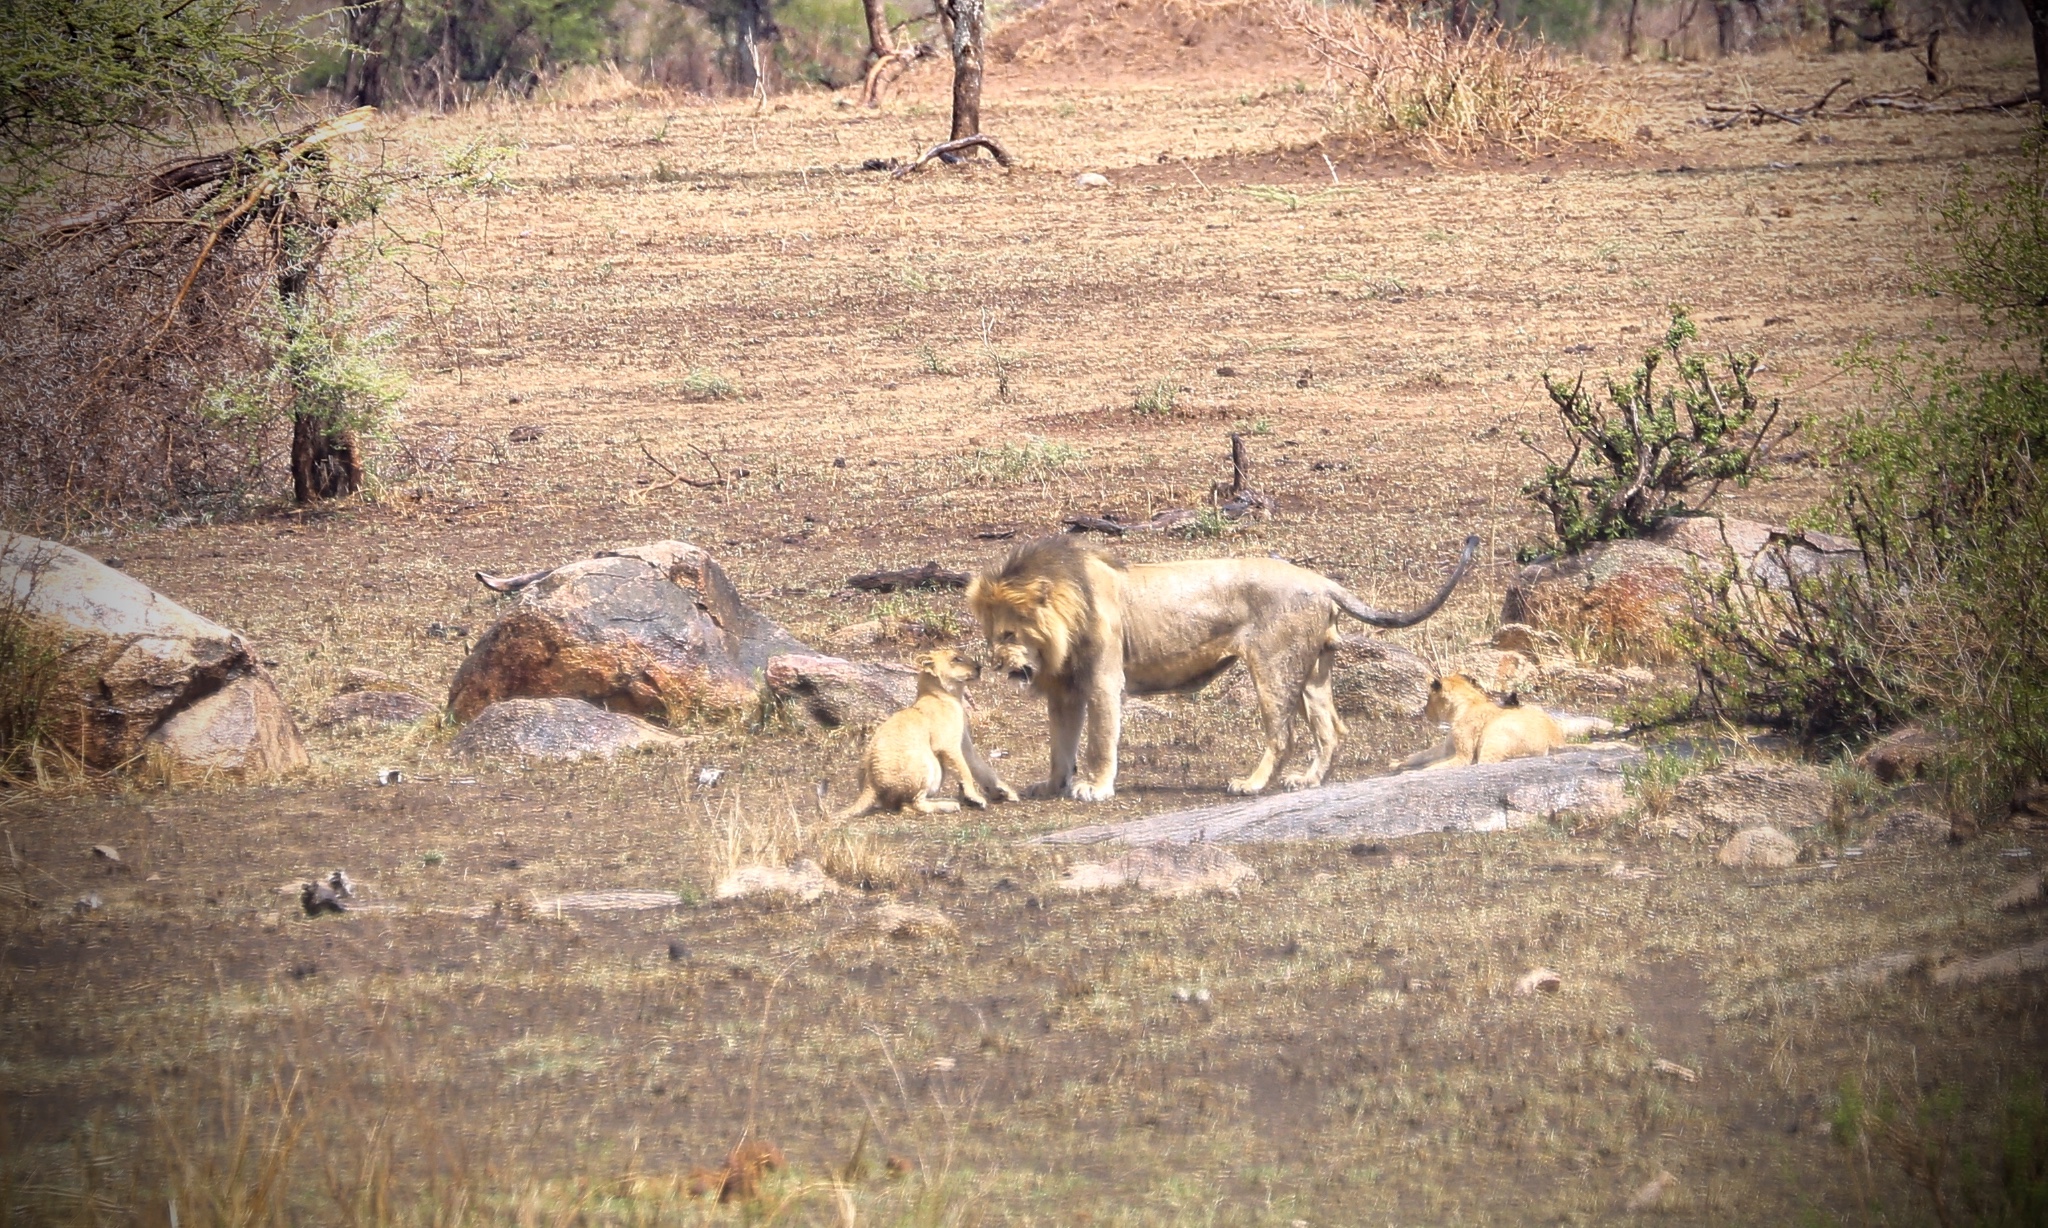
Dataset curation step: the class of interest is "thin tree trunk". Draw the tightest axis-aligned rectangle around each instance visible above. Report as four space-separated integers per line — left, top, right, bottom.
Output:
862 0 895 61
947 0 986 141
279 243 361 504
1715 0 1735 54
1624 0 1639 59
2027 0 2048 122
343 0 396 108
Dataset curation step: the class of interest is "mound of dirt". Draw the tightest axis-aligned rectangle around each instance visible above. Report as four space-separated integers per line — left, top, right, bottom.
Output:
992 0 1311 81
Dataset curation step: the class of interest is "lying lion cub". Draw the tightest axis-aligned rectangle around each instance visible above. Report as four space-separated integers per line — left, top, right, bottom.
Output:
834 648 1019 818
1393 674 1566 771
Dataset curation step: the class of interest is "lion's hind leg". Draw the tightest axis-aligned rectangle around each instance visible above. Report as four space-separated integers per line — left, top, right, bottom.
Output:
1280 645 1342 791
1227 648 1309 796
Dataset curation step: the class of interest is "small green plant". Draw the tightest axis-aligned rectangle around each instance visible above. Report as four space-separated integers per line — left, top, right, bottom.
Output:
1175 505 1236 540
1828 1073 2048 1226
422 850 445 866
966 437 1082 486
652 159 683 183
1521 306 1792 554
677 369 738 402
1233 417 1274 436
1134 377 1180 415
916 343 956 375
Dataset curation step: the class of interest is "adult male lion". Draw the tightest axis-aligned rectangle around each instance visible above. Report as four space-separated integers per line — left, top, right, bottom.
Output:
967 533 1479 800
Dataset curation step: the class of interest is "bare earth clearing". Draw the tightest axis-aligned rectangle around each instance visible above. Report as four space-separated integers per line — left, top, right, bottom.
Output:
5 35 2046 1224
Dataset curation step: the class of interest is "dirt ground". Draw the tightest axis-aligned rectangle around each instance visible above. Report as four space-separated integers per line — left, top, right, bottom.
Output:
4 28 2046 1225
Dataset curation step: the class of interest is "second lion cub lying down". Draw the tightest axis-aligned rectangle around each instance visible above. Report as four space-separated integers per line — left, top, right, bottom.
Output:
834 648 1018 819
1393 674 1566 771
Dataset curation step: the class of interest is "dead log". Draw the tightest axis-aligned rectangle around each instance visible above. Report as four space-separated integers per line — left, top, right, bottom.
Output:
1037 747 1643 845
891 135 1014 179
846 561 970 592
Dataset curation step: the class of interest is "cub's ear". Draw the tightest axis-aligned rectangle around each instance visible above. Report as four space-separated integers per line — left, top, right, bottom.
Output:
914 652 937 671
1428 678 1443 692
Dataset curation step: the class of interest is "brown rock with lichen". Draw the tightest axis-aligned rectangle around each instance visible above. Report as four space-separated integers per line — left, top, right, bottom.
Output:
448 542 806 724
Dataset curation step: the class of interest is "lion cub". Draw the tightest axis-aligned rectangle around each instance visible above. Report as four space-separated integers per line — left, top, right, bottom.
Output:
1393 674 1566 771
834 648 1019 818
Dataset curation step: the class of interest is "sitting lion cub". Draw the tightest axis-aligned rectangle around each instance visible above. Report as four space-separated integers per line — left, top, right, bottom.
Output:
834 648 1019 818
1393 674 1566 771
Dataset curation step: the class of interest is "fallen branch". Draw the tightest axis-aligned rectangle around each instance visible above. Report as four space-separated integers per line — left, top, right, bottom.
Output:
1846 88 2040 114
476 566 557 593
891 135 1014 179
1698 77 1852 129
1066 434 1274 535
631 441 721 500
1038 747 1644 845
846 561 970 592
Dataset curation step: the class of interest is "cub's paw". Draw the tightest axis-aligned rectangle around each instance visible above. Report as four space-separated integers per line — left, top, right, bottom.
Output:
993 783 1021 803
1068 780 1116 802
1225 776 1267 796
1279 771 1322 792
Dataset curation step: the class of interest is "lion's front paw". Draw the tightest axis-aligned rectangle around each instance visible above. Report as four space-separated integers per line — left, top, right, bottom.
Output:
1022 780 1064 800
1225 776 1266 796
1068 780 1115 802
1279 771 1322 792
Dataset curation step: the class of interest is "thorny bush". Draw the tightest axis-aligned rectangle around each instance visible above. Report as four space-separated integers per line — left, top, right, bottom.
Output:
1521 306 1791 554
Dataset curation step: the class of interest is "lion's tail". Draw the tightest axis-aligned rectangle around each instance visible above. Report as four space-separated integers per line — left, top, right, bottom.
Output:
1332 534 1480 628
831 784 882 823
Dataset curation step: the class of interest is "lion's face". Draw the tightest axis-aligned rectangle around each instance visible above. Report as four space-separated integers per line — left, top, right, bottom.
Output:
1424 675 1485 722
916 648 983 692
966 574 1075 688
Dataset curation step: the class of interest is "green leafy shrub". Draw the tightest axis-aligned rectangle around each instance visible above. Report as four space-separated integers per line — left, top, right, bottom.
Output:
1689 145 2048 815
1521 307 1791 553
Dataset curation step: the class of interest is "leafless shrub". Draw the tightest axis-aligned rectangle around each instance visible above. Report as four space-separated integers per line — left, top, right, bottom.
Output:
1283 1 1639 159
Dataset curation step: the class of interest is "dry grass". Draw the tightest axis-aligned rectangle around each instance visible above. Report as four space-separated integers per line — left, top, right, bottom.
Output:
1283 0 1641 159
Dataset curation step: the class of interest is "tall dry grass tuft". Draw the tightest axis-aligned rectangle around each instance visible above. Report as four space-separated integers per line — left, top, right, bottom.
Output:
1281 1 1637 160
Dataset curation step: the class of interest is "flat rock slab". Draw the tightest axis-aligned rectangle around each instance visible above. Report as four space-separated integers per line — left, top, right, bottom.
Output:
316 690 436 731
144 675 309 781
449 697 688 762
1039 747 1643 845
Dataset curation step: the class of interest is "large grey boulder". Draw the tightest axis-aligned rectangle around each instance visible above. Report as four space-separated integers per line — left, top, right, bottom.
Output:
1 533 306 778
449 697 688 762
449 542 807 724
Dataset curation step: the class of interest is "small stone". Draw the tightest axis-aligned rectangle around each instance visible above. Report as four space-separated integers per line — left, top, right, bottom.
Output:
1074 172 1111 188
301 881 348 915
1515 967 1563 996
873 901 956 941
74 893 102 913
668 939 689 960
1718 826 1800 869
1627 1170 1678 1211
1652 1058 1698 1082
697 766 725 787
828 620 884 649
91 844 121 863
